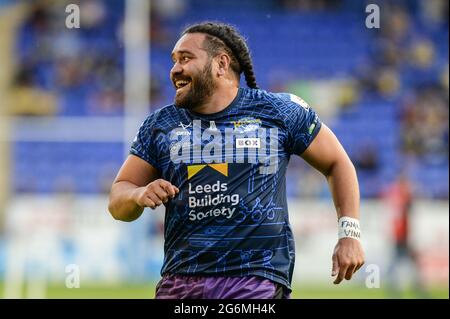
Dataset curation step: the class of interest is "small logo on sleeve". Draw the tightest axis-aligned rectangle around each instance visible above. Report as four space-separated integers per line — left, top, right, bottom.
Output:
289 94 310 111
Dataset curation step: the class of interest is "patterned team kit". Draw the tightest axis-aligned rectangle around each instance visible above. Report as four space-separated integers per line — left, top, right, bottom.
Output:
130 87 322 298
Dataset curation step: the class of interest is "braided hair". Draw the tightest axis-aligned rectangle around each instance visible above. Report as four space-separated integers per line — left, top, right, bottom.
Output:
182 22 258 89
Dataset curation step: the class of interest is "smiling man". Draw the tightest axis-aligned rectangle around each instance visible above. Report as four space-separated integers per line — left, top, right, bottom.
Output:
108 22 365 299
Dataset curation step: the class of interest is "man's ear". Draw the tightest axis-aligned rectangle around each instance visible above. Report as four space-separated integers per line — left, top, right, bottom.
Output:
216 53 231 76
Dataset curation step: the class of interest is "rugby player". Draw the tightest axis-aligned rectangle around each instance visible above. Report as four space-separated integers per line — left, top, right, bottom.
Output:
108 22 365 299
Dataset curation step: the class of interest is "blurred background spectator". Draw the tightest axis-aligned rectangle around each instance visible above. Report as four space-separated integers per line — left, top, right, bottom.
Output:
382 174 430 298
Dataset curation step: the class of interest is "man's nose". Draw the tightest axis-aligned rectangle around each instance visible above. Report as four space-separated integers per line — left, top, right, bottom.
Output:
170 62 183 77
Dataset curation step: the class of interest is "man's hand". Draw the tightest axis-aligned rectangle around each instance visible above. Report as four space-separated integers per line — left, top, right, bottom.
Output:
133 179 179 209
331 238 365 284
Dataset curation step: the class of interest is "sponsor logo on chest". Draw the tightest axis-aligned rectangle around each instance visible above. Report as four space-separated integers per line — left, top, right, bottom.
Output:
169 119 279 174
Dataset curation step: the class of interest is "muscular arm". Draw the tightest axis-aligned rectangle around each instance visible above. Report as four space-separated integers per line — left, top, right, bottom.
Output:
108 155 178 222
301 124 359 220
301 124 365 284
108 155 159 221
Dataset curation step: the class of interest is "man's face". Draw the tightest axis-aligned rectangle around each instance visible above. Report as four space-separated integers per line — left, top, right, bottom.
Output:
170 33 216 110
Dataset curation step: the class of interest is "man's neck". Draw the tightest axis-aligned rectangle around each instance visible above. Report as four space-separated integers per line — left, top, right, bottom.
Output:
191 85 239 115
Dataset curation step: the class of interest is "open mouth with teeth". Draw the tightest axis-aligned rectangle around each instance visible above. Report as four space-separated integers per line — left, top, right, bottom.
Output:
175 79 191 90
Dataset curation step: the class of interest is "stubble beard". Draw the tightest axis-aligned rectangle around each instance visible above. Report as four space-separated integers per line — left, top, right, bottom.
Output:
174 60 216 110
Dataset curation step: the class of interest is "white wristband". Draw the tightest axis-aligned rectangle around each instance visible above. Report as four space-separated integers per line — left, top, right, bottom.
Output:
338 216 361 241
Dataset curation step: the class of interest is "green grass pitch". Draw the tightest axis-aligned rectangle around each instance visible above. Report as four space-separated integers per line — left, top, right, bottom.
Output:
0 282 447 299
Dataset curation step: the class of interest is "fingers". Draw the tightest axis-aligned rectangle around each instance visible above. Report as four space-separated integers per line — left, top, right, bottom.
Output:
147 192 163 206
344 264 357 281
331 254 339 277
333 257 365 284
159 180 179 198
332 239 365 284
152 187 169 204
141 196 157 209
331 253 347 284
145 179 179 208
355 259 365 273
333 263 348 285
332 257 364 284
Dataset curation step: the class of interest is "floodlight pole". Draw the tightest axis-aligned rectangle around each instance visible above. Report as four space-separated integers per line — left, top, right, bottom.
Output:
124 0 151 158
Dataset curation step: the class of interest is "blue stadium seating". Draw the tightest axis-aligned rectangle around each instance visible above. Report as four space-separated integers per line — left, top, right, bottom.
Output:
13 0 448 198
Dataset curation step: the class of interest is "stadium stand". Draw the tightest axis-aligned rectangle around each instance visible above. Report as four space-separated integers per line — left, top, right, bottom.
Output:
11 0 449 199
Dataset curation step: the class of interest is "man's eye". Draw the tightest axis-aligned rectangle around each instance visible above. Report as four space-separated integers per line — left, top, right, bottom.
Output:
172 56 190 64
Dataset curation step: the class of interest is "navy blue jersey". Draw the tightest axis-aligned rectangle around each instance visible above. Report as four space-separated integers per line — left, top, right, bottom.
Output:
130 87 321 290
